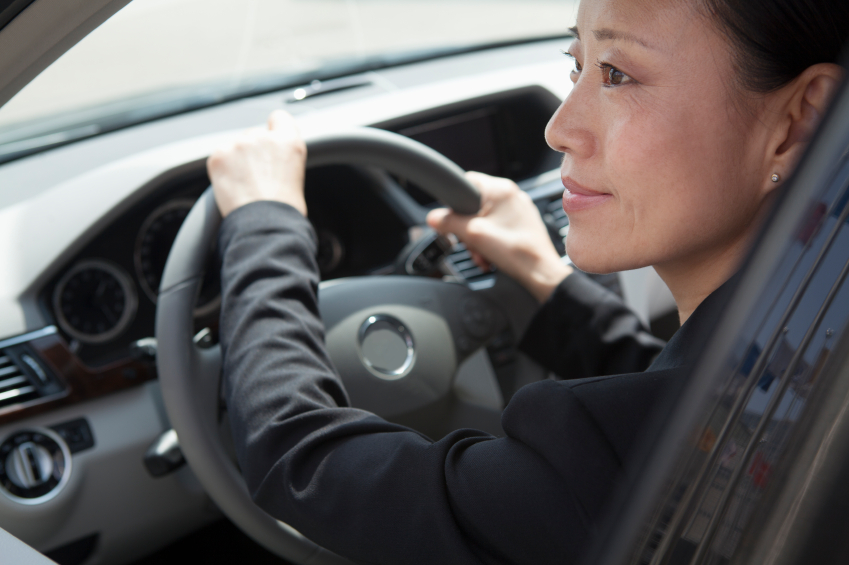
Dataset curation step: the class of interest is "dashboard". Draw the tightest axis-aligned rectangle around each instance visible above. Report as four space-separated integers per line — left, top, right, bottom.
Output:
37 86 563 368
38 165 413 367
0 36 675 565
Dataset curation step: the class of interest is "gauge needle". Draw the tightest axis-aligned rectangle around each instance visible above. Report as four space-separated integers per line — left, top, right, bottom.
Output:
93 280 117 324
99 302 117 325
94 280 106 300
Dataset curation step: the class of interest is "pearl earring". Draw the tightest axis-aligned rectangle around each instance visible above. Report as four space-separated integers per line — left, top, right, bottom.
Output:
771 173 781 183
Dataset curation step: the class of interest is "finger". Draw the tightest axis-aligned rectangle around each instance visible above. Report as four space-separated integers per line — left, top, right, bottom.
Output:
470 251 492 272
464 171 489 196
464 170 518 203
268 110 297 133
207 143 232 171
464 171 492 185
427 207 472 238
234 127 266 147
426 207 450 230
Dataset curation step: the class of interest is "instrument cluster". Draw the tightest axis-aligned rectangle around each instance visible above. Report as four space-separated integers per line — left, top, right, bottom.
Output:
134 199 221 317
43 165 409 366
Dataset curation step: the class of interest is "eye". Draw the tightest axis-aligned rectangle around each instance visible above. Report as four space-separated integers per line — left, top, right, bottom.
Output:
562 50 582 77
596 62 633 87
608 67 627 85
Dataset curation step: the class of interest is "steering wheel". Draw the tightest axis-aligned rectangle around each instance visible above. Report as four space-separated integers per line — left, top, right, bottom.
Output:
155 127 540 564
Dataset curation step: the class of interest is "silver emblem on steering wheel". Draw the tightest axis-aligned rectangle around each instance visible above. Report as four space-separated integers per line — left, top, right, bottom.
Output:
358 314 416 380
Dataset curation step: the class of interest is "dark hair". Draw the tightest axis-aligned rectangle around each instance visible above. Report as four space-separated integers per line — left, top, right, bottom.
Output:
700 0 849 92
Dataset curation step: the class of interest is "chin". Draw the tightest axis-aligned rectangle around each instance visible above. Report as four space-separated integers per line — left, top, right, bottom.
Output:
568 252 618 275
566 232 648 275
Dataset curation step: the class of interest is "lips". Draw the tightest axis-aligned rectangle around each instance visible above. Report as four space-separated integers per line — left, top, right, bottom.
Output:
561 178 613 213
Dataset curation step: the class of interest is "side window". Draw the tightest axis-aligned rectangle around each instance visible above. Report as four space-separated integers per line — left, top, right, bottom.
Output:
603 80 849 565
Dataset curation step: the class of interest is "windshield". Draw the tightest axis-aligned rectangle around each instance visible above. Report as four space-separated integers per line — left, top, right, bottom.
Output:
0 0 577 162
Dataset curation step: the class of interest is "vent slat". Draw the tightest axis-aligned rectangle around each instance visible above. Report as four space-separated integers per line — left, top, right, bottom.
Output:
546 199 564 212
0 376 27 391
453 260 479 272
0 386 35 403
450 250 472 262
444 242 491 281
0 346 60 409
460 266 484 278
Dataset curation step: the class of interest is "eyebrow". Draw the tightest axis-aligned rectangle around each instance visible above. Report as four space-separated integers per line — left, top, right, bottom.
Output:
568 26 657 51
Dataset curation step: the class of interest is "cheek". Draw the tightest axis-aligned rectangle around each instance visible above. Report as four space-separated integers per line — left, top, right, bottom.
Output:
566 90 760 272
630 104 760 237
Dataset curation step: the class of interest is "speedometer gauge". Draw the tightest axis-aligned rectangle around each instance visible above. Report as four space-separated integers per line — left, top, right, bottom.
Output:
135 199 220 316
53 260 137 344
317 229 344 274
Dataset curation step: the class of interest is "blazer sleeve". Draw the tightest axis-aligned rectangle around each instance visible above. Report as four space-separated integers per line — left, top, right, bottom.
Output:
518 271 665 379
217 202 661 565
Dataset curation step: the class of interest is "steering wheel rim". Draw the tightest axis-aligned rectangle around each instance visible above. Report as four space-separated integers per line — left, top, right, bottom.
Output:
155 127 530 564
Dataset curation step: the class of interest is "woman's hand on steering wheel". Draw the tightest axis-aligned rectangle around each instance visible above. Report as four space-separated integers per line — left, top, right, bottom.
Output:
427 172 572 303
206 110 570 301
208 110 308 218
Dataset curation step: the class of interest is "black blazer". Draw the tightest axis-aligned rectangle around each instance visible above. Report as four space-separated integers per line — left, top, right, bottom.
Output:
218 202 723 565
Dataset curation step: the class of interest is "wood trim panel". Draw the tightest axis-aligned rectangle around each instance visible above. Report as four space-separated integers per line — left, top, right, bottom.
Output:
0 334 155 426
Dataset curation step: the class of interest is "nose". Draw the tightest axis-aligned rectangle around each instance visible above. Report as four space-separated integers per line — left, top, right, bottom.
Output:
544 83 597 160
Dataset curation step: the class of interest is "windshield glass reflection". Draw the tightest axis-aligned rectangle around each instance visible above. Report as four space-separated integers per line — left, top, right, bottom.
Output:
0 0 577 160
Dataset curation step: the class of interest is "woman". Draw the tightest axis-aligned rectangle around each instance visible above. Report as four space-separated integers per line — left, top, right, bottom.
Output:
207 0 847 563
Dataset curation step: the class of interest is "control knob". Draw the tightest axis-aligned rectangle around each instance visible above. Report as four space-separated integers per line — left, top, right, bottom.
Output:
0 428 71 504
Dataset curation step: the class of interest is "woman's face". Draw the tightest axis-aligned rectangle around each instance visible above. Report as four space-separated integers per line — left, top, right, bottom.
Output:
547 0 777 275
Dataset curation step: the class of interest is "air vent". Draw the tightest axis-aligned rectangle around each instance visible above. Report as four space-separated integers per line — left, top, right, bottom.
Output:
445 195 570 283
445 243 488 281
540 197 569 256
0 351 38 409
0 340 64 412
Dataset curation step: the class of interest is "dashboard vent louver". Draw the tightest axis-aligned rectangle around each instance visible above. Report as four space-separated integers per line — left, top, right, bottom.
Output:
445 242 488 281
445 196 571 282
540 198 569 256
0 350 38 409
543 198 569 232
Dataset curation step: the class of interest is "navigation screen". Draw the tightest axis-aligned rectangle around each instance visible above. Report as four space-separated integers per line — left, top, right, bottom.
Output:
399 107 501 176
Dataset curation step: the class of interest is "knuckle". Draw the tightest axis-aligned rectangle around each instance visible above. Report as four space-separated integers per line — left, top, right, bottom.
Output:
465 221 485 240
207 150 225 169
496 178 519 193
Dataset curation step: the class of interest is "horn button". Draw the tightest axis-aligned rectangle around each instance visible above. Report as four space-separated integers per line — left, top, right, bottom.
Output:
359 315 416 379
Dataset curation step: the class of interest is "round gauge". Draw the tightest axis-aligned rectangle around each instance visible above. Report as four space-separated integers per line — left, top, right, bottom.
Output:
53 259 138 344
135 199 221 317
317 229 344 274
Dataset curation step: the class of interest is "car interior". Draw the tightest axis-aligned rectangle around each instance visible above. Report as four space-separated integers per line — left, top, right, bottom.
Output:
0 2 679 563
8 1 849 565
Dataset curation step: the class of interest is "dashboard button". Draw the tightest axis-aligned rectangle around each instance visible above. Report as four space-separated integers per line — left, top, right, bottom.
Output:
461 297 495 339
50 419 95 454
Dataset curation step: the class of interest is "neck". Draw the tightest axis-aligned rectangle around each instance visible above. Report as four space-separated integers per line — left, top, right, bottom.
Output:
655 191 776 324
654 239 747 325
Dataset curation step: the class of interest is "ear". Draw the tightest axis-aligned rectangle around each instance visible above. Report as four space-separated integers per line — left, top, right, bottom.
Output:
768 63 844 191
